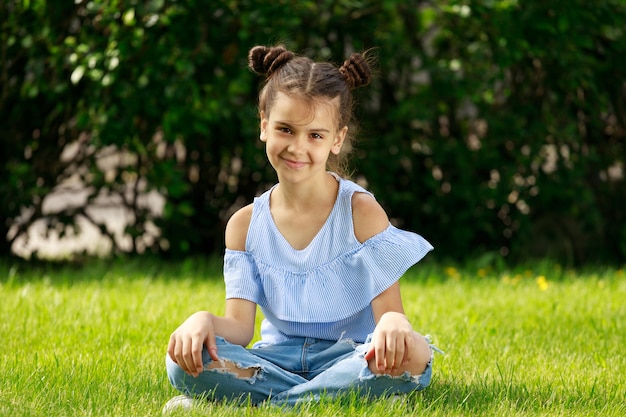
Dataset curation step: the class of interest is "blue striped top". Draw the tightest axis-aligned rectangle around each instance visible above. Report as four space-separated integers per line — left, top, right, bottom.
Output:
223 175 433 345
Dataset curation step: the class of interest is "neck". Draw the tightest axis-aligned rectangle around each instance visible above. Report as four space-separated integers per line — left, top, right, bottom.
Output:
274 172 338 211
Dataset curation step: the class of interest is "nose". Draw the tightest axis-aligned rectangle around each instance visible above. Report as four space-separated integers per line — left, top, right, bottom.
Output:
287 134 306 154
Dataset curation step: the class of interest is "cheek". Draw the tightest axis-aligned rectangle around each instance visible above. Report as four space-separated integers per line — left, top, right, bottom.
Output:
264 139 283 163
311 146 334 164
264 138 279 152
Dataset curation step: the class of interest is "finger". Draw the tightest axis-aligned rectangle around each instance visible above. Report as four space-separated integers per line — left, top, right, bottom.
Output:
172 336 189 374
205 333 220 362
364 344 376 361
176 336 189 374
191 337 205 375
375 336 386 371
167 334 178 364
392 336 406 370
402 333 417 365
181 337 198 377
385 334 397 371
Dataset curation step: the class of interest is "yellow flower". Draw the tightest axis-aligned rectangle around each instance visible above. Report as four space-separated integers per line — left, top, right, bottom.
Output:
536 275 549 291
501 274 521 286
444 266 460 280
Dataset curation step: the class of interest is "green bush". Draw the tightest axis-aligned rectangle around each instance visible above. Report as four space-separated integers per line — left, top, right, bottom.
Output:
1 0 625 265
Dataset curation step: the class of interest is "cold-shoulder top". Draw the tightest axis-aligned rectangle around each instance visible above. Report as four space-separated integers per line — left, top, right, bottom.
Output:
223 174 433 345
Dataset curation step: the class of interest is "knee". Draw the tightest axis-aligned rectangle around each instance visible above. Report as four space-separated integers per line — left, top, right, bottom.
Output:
409 333 432 375
367 332 432 377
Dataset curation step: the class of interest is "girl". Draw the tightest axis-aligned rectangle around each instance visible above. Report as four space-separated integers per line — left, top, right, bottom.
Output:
164 45 437 410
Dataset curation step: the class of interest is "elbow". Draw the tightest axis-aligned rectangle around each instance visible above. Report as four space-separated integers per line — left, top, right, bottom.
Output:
238 329 255 348
229 324 255 348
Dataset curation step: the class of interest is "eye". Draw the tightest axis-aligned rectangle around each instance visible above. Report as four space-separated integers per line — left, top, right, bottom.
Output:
310 133 324 140
277 126 292 134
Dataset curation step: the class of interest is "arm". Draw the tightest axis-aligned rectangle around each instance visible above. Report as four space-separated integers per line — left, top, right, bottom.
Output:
367 280 431 376
351 191 389 244
167 204 257 377
352 192 430 375
221 203 257 344
366 282 417 374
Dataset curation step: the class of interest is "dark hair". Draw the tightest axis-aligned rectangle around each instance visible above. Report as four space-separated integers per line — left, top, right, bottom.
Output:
248 45 372 177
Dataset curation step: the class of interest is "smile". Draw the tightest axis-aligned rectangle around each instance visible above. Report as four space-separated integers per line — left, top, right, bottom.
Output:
282 158 308 169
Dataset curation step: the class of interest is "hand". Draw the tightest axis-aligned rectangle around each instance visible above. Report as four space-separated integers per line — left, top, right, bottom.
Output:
167 311 220 377
364 312 417 374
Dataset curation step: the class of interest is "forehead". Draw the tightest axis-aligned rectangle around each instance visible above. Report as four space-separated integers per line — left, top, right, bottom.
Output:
268 92 340 127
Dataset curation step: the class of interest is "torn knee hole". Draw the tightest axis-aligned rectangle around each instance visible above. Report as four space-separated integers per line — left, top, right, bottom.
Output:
205 360 260 378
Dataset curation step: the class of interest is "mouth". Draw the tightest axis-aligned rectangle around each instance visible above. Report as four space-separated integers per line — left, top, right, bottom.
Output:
282 157 308 169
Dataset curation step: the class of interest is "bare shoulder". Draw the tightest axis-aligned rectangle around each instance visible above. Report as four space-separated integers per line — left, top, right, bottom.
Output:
352 192 390 243
225 203 253 251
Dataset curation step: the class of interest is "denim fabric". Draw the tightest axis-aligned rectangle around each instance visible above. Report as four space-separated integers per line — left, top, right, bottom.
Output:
166 334 434 406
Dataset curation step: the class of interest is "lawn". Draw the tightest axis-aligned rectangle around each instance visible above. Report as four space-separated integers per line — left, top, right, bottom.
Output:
0 258 624 416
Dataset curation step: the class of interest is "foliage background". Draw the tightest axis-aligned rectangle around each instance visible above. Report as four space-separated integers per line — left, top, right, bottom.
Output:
2 0 625 265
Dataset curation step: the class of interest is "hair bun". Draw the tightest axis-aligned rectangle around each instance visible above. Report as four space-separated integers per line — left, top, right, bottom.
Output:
248 45 295 77
339 53 371 89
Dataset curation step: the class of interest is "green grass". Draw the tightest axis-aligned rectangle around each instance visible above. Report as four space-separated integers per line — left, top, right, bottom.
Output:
1 258 624 416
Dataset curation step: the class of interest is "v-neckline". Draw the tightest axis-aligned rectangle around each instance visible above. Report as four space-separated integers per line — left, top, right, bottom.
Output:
268 174 341 252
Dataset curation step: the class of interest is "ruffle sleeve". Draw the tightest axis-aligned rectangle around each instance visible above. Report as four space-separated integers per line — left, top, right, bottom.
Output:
223 249 263 304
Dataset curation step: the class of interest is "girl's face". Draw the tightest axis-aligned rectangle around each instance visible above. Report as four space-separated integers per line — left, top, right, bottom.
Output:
260 92 347 184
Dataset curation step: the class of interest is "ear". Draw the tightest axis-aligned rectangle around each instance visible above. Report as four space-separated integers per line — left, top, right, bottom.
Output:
259 111 268 142
331 126 348 155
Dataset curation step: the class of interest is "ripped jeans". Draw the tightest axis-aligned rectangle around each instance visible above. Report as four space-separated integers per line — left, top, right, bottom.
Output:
165 334 434 406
